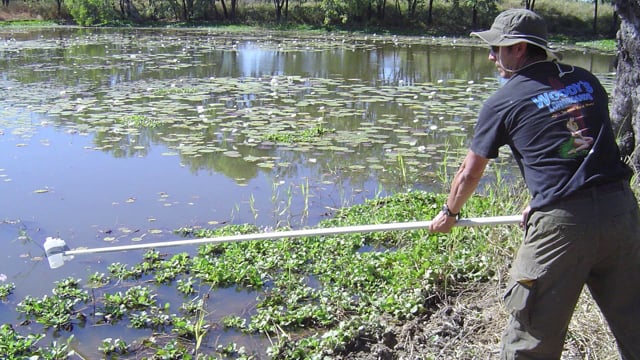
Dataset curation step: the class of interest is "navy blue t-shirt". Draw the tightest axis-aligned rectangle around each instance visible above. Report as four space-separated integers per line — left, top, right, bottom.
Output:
471 61 632 209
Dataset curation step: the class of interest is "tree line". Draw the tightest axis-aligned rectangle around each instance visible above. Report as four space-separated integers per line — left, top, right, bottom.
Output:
55 0 501 27
0 0 611 35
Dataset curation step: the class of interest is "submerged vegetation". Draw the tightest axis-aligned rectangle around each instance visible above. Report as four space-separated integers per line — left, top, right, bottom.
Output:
2 181 528 358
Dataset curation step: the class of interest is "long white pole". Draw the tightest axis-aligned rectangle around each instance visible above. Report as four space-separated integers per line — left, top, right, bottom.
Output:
61 215 521 257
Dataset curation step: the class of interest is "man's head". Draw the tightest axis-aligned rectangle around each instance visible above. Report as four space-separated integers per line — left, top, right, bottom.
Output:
471 9 560 60
471 9 560 78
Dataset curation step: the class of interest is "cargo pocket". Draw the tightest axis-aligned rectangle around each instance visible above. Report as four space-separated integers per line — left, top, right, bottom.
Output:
503 279 536 328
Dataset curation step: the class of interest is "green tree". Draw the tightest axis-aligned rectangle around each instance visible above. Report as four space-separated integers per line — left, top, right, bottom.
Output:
64 0 116 25
321 0 352 24
464 0 497 29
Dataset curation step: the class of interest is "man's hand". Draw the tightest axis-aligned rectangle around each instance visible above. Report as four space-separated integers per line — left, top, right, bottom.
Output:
429 150 488 233
520 205 531 228
429 210 458 233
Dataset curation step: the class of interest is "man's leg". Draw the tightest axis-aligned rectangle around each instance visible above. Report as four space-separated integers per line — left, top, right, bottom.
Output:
588 193 640 360
501 208 593 360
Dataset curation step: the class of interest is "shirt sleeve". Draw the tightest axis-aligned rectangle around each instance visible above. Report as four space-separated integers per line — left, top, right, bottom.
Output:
470 100 507 159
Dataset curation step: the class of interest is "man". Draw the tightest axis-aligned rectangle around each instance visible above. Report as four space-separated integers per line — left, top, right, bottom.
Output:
429 8 640 359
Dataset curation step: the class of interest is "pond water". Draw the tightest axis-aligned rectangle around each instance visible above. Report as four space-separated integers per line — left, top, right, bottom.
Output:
0 26 615 356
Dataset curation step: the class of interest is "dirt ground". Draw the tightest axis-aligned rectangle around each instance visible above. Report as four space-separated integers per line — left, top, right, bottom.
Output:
337 280 619 360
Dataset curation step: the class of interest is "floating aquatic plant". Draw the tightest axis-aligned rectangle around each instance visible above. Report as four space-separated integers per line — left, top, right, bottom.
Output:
262 124 335 143
117 114 161 128
0 283 15 300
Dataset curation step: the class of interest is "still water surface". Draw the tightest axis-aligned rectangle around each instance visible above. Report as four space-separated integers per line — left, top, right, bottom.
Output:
0 27 615 355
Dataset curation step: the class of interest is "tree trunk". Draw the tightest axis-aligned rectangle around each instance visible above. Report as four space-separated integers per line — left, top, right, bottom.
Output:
524 0 536 11
409 0 417 17
181 0 188 20
593 0 598 34
472 3 478 28
610 0 640 169
118 0 126 17
210 0 219 18
220 0 228 18
405 0 414 17
376 0 385 20
274 0 283 21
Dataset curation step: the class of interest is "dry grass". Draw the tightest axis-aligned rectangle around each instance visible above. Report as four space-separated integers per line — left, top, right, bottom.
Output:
565 290 618 360
380 281 620 360
500 0 616 37
393 202 622 359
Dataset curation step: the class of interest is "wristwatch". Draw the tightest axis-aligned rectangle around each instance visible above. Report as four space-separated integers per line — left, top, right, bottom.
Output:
442 204 460 219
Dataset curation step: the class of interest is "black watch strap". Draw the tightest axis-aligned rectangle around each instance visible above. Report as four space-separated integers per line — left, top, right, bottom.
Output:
442 204 460 218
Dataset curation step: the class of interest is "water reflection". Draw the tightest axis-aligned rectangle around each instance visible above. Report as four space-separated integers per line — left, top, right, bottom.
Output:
1 29 615 84
0 27 617 233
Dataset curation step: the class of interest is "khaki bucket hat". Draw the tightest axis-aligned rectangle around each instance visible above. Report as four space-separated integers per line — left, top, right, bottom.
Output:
471 8 561 60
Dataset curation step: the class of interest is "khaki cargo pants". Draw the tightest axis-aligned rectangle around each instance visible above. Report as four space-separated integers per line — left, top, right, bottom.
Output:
501 181 640 359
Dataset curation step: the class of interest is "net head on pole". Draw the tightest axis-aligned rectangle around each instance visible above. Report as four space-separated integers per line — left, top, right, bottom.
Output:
44 237 73 269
